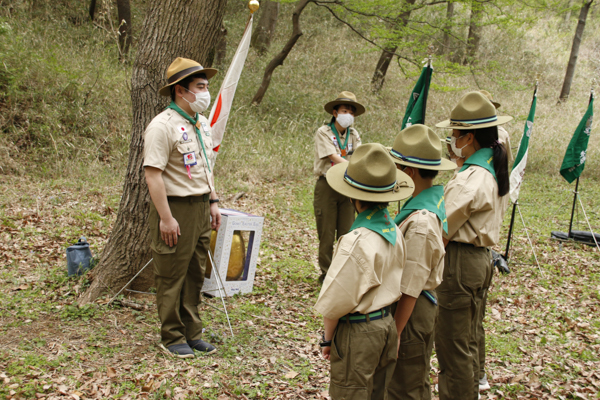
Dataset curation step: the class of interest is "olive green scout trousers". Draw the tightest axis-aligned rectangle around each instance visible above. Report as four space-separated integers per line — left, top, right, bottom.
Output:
329 313 398 400
314 177 355 282
388 292 437 400
435 242 492 400
149 196 211 347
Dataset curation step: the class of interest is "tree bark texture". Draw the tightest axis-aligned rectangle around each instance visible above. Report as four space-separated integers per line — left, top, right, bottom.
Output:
251 0 279 55
464 0 483 65
559 0 594 101
251 0 311 106
116 0 132 60
79 0 227 305
370 0 416 93
437 1 455 56
215 22 228 68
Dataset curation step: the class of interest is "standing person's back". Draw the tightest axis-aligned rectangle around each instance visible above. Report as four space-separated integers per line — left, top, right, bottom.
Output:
315 143 415 400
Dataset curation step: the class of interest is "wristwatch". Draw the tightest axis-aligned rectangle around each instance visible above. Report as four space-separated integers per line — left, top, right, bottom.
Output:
319 333 332 348
209 198 219 204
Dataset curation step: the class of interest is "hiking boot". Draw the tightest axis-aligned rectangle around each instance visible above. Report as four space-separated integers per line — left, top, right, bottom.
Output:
160 343 195 359
187 339 217 354
479 374 491 391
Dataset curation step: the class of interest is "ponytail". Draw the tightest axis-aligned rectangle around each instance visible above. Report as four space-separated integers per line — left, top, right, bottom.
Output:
473 126 509 197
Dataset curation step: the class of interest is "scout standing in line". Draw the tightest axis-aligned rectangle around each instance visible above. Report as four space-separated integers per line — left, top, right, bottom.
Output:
387 124 457 400
315 143 414 400
476 90 513 392
313 92 364 283
434 91 512 399
144 57 222 358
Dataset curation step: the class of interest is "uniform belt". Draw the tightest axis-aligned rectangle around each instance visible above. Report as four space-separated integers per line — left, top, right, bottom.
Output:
167 194 210 203
341 306 391 323
449 241 475 248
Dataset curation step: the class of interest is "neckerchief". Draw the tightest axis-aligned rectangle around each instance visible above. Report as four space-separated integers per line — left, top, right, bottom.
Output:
329 123 350 152
394 185 448 233
166 101 211 172
350 205 397 245
459 147 495 183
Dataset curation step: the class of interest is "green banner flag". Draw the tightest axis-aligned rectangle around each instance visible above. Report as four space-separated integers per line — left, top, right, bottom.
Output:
509 85 537 203
560 91 594 184
401 62 433 129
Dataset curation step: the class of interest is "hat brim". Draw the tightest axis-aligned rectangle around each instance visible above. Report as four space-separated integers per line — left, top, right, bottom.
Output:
324 100 366 117
326 163 414 202
159 68 219 97
435 115 513 130
390 154 457 171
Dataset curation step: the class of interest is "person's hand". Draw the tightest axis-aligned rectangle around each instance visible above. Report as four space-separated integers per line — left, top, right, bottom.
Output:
210 203 222 231
322 346 331 360
160 216 180 247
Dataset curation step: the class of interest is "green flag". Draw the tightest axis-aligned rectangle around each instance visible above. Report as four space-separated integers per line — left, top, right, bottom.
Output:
401 62 433 129
560 91 594 184
509 85 537 203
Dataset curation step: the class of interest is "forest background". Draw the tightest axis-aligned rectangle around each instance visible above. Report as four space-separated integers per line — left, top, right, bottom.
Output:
1 0 600 399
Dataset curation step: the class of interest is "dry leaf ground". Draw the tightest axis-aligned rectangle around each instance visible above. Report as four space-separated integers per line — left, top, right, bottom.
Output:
1 170 599 400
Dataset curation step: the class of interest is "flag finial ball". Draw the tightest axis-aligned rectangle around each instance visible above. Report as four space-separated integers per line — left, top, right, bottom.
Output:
248 0 259 13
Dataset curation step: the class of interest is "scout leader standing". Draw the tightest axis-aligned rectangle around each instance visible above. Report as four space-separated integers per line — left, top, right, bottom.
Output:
387 124 457 400
315 143 414 400
313 92 364 283
434 91 512 400
143 57 222 359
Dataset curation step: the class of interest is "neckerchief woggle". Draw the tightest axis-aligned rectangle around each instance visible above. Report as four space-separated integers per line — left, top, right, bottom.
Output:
394 185 448 234
329 123 350 157
459 147 496 183
166 101 212 176
350 204 396 245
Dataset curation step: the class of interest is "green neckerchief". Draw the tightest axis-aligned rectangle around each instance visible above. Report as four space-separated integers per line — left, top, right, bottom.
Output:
329 123 350 152
166 101 211 173
350 205 397 245
459 147 495 183
394 185 448 234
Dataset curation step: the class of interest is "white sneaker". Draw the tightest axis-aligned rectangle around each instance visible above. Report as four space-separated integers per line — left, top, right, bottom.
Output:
479 374 491 391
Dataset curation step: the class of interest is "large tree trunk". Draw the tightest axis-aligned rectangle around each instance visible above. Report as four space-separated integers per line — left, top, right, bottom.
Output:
79 0 227 305
89 0 97 20
559 0 594 102
116 0 132 60
370 0 416 93
437 1 455 56
251 0 279 55
251 0 311 106
215 22 228 68
464 0 483 65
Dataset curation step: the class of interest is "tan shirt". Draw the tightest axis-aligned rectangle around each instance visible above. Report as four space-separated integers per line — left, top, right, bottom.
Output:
313 124 361 177
396 210 445 298
315 227 406 320
143 109 214 197
443 165 503 247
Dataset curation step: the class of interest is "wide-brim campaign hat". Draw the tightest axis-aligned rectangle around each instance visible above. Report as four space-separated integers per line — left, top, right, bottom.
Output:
436 91 512 130
324 91 366 117
390 124 457 171
327 143 414 202
159 57 218 97
479 90 501 109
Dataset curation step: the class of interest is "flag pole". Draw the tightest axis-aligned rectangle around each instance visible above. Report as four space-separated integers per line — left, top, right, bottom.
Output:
567 177 579 238
504 201 518 260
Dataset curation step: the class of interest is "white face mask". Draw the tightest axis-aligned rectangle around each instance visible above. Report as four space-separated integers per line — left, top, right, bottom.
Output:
450 135 468 158
184 88 211 113
336 113 354 129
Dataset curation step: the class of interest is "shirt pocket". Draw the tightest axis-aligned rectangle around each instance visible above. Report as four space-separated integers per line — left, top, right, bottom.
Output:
176 139 202 166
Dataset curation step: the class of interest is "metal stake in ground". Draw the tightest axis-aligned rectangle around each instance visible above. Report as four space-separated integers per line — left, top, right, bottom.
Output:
107 258 153 306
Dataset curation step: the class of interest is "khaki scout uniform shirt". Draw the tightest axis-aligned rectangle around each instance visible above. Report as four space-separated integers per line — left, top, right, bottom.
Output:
143 109 214 197
443 165 503 247
315 227 406 320
396 210 445 298
313 124 361 177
